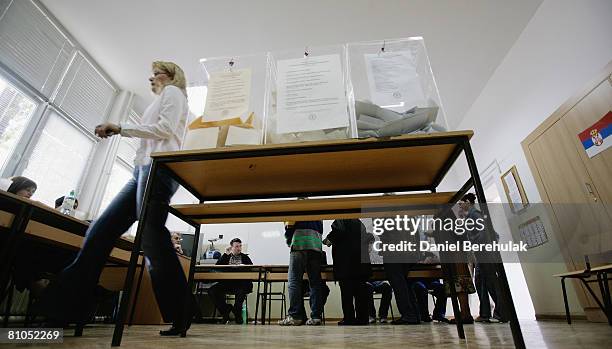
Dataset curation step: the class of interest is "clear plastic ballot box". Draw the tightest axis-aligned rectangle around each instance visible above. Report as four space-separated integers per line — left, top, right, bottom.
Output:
265 44 354 144
346 37 447 138
183 53 267 150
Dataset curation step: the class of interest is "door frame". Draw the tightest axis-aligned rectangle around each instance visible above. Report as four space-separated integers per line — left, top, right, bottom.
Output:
521 61 612 321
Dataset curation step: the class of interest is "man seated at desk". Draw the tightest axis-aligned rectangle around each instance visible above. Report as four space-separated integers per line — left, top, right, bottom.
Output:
209 238 253 324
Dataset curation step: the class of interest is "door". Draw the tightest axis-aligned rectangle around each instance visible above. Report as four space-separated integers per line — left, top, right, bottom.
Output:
527 75 612 321
561 77 612 258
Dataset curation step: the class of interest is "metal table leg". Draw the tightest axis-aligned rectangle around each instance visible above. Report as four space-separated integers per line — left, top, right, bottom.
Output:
462 138 525 349
112 161 161 347
561 277 571 324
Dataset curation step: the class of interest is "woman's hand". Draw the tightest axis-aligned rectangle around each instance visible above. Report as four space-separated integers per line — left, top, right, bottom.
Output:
95 123 121 138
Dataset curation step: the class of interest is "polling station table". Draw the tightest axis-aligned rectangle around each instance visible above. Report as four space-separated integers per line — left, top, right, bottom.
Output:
111 131 525 348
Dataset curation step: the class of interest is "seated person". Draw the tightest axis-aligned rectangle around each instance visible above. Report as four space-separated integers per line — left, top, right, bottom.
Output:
1 176 37 198
413 253 448 323
413 278 447 323
170 232 184 255
54 196 79 210
209 238 253 324
2 176 48 294
367 281 393 323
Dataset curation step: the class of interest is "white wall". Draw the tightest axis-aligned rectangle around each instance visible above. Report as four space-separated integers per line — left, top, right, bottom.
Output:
442 0 612 317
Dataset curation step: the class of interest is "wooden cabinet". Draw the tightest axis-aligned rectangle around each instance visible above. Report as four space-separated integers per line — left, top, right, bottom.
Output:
523 62 612 321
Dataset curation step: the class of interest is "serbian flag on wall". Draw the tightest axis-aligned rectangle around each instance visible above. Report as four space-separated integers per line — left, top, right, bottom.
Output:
578 111 612 158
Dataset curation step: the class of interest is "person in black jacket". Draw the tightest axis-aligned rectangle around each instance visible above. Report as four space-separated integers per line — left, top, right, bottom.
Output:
378 216 421 325
324 219 373 325
209 238 253 324
459 193 504 323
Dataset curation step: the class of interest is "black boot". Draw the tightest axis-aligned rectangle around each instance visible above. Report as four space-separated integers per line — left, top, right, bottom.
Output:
159 304 196 337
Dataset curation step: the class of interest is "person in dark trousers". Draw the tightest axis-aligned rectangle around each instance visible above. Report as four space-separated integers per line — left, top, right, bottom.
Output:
431 208 476 325
209 238 253 324
413 235 448 323
36 61 195 336
379 217 421 325
279 221 324 326
367 281 393 323
460 193 504 323
324 219 373 325
413 278 448 323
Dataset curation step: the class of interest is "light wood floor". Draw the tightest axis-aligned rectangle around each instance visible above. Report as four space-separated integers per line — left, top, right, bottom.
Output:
3 321 611 348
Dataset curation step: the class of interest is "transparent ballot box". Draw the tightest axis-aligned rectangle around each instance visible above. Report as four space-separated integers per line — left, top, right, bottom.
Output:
347 37 447 138
265 45 354 144
183 53 267 150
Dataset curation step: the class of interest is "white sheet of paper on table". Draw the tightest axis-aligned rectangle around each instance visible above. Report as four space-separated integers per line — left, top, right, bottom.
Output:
364 51 426 110
203 68 252 122
183 127 219 150
276 54 349 133
225 126 261 146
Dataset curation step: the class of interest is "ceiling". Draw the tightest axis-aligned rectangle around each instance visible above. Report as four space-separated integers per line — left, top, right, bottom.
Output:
41 0 542 128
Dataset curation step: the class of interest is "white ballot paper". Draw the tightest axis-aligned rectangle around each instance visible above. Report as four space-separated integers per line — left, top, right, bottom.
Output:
225 126 261 146
183 127 219 150
277 54 349 133
204 68 252 122
364 51 425 109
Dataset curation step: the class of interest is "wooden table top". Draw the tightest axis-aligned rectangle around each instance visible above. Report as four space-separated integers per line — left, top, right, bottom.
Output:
152 131 473 201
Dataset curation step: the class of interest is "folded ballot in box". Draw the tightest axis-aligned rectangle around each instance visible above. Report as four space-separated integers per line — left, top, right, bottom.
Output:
347 37 447 138
265 45 355 144
183 54 266 150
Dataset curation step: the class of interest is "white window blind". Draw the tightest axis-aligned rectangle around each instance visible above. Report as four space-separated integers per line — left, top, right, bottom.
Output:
116 136 139 166
21 110 94 206
0 0 74 97
116 110 140 165
54 53 116 131
128 108 141 124
0 77 38 171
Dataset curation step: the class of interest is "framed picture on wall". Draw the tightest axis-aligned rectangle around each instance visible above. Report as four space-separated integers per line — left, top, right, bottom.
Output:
501 165 529 214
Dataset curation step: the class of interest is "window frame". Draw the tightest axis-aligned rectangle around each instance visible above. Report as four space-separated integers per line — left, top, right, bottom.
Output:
14 105 98 200
0 0 120 211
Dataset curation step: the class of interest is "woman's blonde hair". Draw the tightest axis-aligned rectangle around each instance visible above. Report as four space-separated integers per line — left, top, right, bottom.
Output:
152 61 187 97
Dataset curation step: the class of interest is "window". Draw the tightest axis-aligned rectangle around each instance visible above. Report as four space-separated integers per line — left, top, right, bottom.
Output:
0 76 38 172
0 0 75 97
21 110 94 206
98 159 133 213
116 134 139 166
54 53 116 130
97 109 139 215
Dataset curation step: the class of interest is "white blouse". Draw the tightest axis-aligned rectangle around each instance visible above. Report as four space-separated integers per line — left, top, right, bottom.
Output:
119 85 188 166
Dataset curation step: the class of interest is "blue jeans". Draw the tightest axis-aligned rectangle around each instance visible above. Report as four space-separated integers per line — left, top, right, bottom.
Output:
287 250 322 320
44 165 187 323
